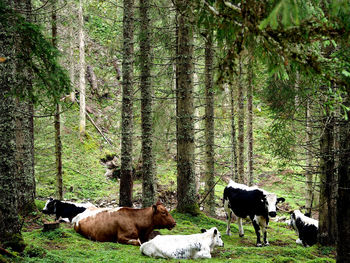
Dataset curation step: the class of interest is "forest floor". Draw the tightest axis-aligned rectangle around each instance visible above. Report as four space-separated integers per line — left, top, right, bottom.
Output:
2 173 335 263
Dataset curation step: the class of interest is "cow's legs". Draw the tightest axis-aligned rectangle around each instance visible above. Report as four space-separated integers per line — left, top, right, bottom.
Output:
256 216 269 246
118 236 141 246
223 199 232 236
237 217 244 237
251 216 262 247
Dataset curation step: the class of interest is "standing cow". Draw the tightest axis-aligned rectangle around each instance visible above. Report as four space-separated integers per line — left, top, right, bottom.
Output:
73 201 176 245
223 180 285 247
140 227 224 259
288 210 318 247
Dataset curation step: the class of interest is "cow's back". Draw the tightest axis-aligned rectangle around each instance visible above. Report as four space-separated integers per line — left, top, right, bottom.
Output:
224 187 266 218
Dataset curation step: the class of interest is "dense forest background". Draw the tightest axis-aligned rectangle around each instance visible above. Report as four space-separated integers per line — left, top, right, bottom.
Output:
1 0 350 262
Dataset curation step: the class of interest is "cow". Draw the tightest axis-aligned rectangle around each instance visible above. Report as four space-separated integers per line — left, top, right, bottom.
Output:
72 201 176 246
288 210 318 247
42 198 95 222
140 227 224 259
223 180 285 247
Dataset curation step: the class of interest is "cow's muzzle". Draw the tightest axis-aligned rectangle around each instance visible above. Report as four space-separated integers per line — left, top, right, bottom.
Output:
269 211 277 217
168 222 176 230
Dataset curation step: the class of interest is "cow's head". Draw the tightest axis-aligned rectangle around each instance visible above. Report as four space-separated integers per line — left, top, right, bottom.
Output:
42 198 57 214
202 227 224 248
152 201 176 230
264 193 285 217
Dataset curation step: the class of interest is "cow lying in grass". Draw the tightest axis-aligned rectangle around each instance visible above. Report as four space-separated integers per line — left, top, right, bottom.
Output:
42 198 95 222
73 201 176 245
223 180 285 247
140 227 224 259
288 210 318 247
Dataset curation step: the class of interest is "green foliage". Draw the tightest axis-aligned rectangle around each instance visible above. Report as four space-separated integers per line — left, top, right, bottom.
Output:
0 1 71 107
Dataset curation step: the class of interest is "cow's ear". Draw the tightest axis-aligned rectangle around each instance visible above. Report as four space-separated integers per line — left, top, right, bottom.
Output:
200 229 207 233
277 197 285 203
49 197 53 201
152 204 157 213
214 229 218 235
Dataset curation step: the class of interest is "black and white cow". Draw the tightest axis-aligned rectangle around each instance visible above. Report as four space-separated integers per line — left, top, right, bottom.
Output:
223 180 285 247
288 210 318 247
42 198 95 222
140 227 224 259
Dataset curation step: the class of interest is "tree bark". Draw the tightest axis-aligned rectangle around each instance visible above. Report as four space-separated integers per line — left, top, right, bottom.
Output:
14 0 36 215
78 0 86 137
175 0 199 215
305 97 313 214
337 90 350 262
51 0 63 200
86 65 99 97
119 0 134 207
247 58 253 186
204 31 215 215
0 0 26 252
140 0 155 207
230 83 238 181
237 56 245 183
318 107 337 245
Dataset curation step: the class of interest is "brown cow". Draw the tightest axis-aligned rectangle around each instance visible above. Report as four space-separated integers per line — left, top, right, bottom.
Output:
73 201 176 246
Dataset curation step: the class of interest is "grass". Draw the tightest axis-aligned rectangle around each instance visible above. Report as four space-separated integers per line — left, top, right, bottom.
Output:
7 210 334 263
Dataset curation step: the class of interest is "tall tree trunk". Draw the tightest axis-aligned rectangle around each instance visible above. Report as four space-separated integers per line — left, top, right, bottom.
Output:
230 83 238 181
237 56 245 183
337 89 350 262
140 0 154 207
119 0 134 207
51 0 63 200
78 0 86 137
204 31 215 215
305 98 313 214
14 0 36 214
0 1 26 252
175 0 199 215
247 58 253 186
69 1 75 102
193 71 201 194
318 107 337 245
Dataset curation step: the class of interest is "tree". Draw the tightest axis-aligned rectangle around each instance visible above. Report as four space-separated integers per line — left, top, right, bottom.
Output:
175 0 199 215
204 31 215 215
247 57 254 186
140 0 155 207
119 0 135 207
237 55 245 183
78 0 86 137
51 0 63 200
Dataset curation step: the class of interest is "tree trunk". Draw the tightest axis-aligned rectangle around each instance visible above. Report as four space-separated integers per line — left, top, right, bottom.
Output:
69 11 75 102
305 98 313 214
175 0 199 215
204 31 215 215
119 0 134 207
237 56 245 183
140 0 155 207
86 65 99 97
51 0 63 200
230 83 238 181
78 0 86 137
0 1 25 252
337 90 350 262
318 108 337 245
247 59 253 186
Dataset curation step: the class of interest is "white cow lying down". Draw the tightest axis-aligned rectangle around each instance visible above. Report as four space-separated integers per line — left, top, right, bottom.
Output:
140 227 224 259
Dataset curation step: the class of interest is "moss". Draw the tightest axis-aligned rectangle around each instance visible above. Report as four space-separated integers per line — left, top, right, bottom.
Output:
2 233 25 252
175 203 200 216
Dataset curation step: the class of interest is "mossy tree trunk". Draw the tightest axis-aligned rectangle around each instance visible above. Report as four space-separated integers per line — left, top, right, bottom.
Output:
175 0 199 215
305 98 313 215
52 0 63 200
204 31 215 215
247 58 254 186
230 83 238 181
140 0 155 207
237 56 245 184
337 90 350 262
119 0 134 207
318 105 337 246
14 0 36 215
